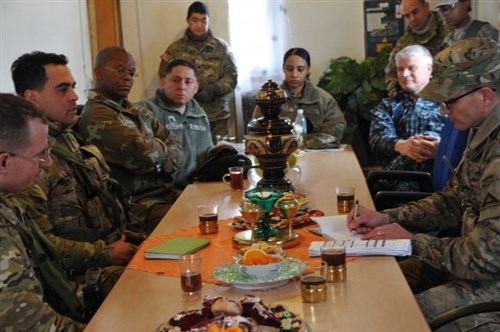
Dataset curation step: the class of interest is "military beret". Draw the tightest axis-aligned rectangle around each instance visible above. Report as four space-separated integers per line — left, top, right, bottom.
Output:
419 37 500 103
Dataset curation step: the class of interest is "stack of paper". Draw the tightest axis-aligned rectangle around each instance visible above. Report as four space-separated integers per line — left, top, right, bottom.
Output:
309 239 412 257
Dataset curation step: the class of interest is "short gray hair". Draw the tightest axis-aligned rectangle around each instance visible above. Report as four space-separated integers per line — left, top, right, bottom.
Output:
395 45 433 66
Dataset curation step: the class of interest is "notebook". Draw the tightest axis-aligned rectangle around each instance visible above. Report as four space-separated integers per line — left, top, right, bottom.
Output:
144 237 210 259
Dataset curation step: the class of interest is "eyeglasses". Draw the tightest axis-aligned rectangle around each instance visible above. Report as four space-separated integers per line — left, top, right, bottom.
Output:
1 146 52 166
437 1 463 13
440 86 484 109
104 66 138 79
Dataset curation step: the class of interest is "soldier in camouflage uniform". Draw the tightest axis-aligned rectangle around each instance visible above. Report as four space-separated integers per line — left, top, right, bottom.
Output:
370 45 446 191
10 52 141 295
79 47 184 234
159 1 238 142
386 0 448 98
349 37 500 330
0 93 85 330
436 0 498 50
253 47 346 144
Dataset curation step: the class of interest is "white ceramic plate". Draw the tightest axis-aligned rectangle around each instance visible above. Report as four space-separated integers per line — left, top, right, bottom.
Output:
212 258 305 290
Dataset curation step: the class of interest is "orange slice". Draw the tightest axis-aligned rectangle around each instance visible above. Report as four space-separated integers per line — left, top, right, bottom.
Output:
240 248 278 265
242 248 267 261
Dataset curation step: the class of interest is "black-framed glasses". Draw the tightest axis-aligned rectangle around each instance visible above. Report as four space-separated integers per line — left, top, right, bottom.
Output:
0 146 52 166
104 66 138 79
440 86 484 109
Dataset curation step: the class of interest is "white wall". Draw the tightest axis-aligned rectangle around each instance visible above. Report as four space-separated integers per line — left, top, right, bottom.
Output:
1 0 497 105
121 0 230 102
0 0 93 102
122 0 499 101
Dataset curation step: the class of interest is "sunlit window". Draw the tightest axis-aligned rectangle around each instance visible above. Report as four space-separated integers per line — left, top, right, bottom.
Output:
228 0 286 92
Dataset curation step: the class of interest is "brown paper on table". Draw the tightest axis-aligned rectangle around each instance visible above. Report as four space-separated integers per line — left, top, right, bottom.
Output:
127 219 356 284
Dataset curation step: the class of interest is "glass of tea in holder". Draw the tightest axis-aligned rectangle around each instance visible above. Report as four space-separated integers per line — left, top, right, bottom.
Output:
198 204 218 234
320 245 347 282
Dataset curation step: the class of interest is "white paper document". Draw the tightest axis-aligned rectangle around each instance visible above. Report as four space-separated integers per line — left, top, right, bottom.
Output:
310 215 363 241
309 215 412 256
308 239 412 257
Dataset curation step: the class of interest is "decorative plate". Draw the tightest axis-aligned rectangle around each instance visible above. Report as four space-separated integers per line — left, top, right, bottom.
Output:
230 209 324 230
212 258 305 290
158 294 309 331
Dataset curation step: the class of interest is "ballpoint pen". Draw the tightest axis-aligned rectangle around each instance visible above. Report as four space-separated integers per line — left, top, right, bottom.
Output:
352 200 359 235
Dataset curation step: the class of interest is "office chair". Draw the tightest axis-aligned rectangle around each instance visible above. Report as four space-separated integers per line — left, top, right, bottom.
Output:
429 302 500 330
366 118 469 210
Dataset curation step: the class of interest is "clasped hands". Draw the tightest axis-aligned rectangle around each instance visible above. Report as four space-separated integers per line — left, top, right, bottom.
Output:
346 205 414 240
395 135 440 162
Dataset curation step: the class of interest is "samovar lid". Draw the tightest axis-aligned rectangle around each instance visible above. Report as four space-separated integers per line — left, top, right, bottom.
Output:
255 80 286 101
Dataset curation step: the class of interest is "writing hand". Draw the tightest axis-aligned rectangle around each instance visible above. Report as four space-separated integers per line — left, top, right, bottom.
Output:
361 224 414 240
346 205 389 234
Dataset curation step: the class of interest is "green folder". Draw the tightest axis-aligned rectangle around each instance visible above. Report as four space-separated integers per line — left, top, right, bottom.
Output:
144 237 210 259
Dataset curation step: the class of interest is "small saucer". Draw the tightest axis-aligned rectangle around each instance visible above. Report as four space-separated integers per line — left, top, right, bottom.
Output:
232 229 300 249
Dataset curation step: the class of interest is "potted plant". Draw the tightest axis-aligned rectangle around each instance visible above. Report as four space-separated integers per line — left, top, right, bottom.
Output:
317 48 390 166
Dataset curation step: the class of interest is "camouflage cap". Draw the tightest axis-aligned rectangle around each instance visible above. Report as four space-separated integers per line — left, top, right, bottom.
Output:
419 37 499 103
436 0 460 8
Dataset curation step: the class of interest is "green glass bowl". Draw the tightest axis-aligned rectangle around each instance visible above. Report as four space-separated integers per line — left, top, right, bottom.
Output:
244 188 283 213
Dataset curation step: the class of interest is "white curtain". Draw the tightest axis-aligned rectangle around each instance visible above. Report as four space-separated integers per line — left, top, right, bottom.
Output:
228 0 287 93
228 0 289 138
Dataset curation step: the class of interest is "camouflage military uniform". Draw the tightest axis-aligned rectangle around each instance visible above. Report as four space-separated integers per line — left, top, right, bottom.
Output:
0 195 85 330
136 88 213 187
79 91 183 233
369 92 446 190
386 11 448 97
385 104 500 329
13 120 128 275
161 29 238 140
253 80 346 143
441 19 499 50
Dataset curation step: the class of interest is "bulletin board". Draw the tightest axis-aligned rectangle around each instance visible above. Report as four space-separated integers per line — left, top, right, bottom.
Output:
364 0 405 57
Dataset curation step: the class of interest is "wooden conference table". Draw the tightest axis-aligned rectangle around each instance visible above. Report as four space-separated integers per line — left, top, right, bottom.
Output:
85 147 429 332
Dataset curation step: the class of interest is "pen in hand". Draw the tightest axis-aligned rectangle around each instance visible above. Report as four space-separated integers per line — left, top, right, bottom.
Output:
352 200 359 235
353 200 359 218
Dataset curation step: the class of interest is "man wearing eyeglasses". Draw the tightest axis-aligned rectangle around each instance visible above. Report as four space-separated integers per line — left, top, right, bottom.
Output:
385 0 448 98
0 93 86 330
159 1 238 144
349 37 499 330
436 0 498 49
10 51 142 298
79 46 184 234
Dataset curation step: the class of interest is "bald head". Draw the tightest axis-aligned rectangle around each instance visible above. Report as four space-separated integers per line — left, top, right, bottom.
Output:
94 47 136 103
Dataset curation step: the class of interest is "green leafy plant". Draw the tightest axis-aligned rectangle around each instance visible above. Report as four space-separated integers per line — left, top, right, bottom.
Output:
318 47 390 145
